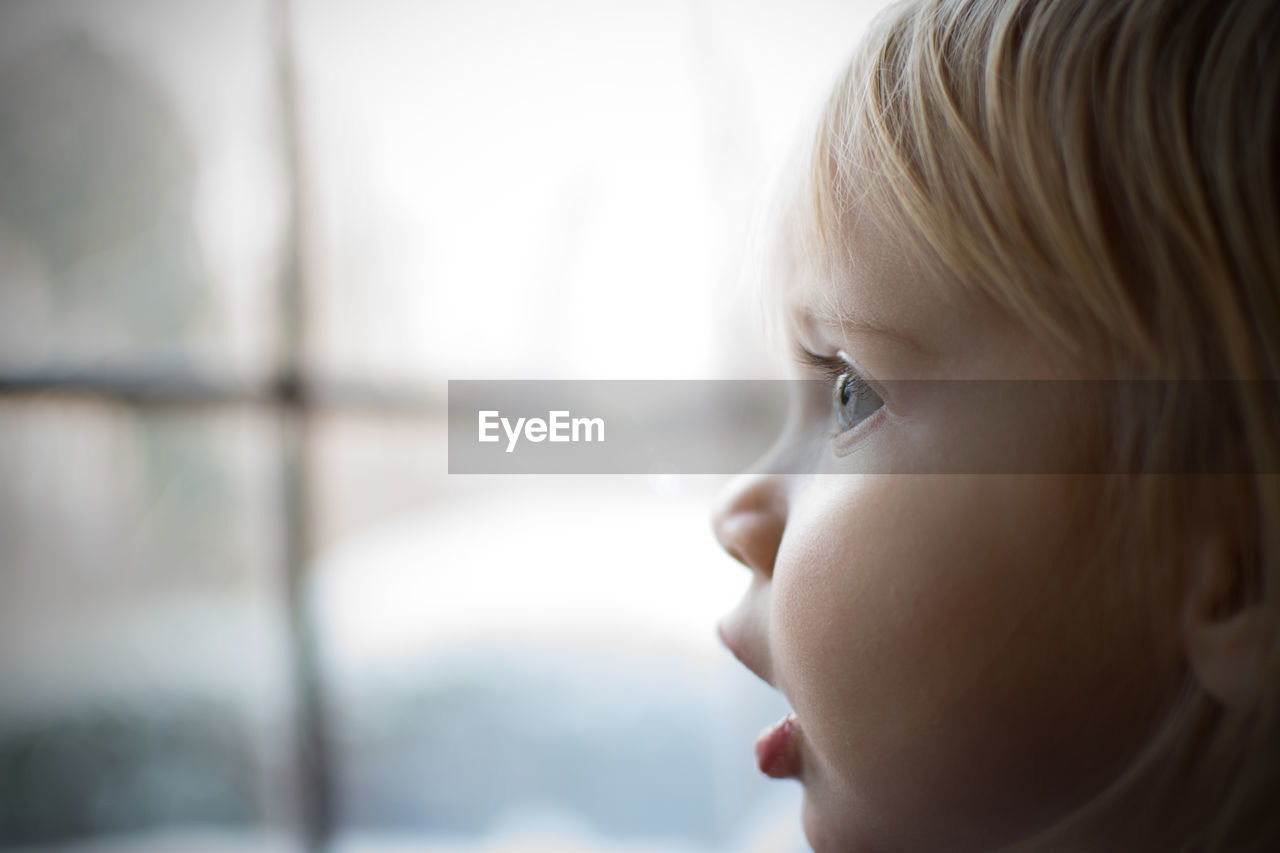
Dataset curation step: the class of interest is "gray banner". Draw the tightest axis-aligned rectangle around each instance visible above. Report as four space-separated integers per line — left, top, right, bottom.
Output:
447 380 1277 474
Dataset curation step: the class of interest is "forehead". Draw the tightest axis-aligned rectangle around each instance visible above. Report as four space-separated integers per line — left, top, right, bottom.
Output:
779 199 950 371
776 193 1058 381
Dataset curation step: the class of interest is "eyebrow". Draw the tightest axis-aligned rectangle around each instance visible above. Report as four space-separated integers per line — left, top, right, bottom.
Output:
789 304 930 359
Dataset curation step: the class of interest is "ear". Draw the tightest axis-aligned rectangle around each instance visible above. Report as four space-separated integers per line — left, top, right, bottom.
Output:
1181 534 1267 710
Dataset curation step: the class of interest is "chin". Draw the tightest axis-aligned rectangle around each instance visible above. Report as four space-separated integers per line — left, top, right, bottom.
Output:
800 792 934 853
801 791 856 853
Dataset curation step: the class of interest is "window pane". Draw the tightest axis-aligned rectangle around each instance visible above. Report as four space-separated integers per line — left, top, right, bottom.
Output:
292 1 882 850
311 475 801 852
0 0 282 382
309 410 451 556
293 0 877 386
0 399 297 851
308 417 803 849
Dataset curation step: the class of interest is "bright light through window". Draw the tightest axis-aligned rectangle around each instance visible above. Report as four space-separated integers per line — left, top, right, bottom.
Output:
0 1 881 851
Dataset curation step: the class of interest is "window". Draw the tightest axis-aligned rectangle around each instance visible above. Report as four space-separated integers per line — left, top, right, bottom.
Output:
0 1 877 850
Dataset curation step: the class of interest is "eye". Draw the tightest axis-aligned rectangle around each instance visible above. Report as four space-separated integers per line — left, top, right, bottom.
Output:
794 345 886 434
831 368 883 431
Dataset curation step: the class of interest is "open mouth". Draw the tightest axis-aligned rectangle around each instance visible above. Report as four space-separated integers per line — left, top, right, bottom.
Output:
717 621 805 780
756 711 804 778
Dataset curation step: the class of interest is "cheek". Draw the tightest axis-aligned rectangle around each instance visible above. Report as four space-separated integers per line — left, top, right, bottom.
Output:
769 475 1176 850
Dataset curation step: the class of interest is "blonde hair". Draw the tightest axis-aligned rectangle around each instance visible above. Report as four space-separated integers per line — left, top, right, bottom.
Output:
803 0 1280 849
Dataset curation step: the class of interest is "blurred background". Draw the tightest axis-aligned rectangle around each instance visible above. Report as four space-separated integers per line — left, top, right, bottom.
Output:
0 1 879 851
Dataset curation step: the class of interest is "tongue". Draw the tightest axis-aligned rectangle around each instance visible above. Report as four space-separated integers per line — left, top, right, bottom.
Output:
754 712 802 779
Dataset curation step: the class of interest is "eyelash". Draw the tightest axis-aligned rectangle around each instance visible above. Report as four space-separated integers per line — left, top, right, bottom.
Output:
793 345 883 434
795 345 862 389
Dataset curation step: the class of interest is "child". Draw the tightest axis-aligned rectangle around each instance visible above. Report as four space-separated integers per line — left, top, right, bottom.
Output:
713 0 1279 851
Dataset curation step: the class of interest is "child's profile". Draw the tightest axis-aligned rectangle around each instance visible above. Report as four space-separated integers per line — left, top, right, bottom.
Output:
713 0 1279 850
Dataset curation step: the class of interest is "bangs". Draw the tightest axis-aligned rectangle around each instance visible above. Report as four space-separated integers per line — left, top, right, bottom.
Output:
802 0 1159 366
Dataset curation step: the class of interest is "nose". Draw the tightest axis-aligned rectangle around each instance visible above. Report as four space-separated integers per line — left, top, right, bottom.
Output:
712 472 787 578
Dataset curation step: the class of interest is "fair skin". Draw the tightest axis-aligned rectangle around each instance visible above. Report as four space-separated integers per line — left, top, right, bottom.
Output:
714 201 1184 852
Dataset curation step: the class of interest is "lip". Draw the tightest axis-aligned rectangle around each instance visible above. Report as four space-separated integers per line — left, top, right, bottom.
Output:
756 712 804 779
719 598 806 781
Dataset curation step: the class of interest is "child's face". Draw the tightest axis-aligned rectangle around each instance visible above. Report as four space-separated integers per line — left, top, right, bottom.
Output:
714 204 1180 852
